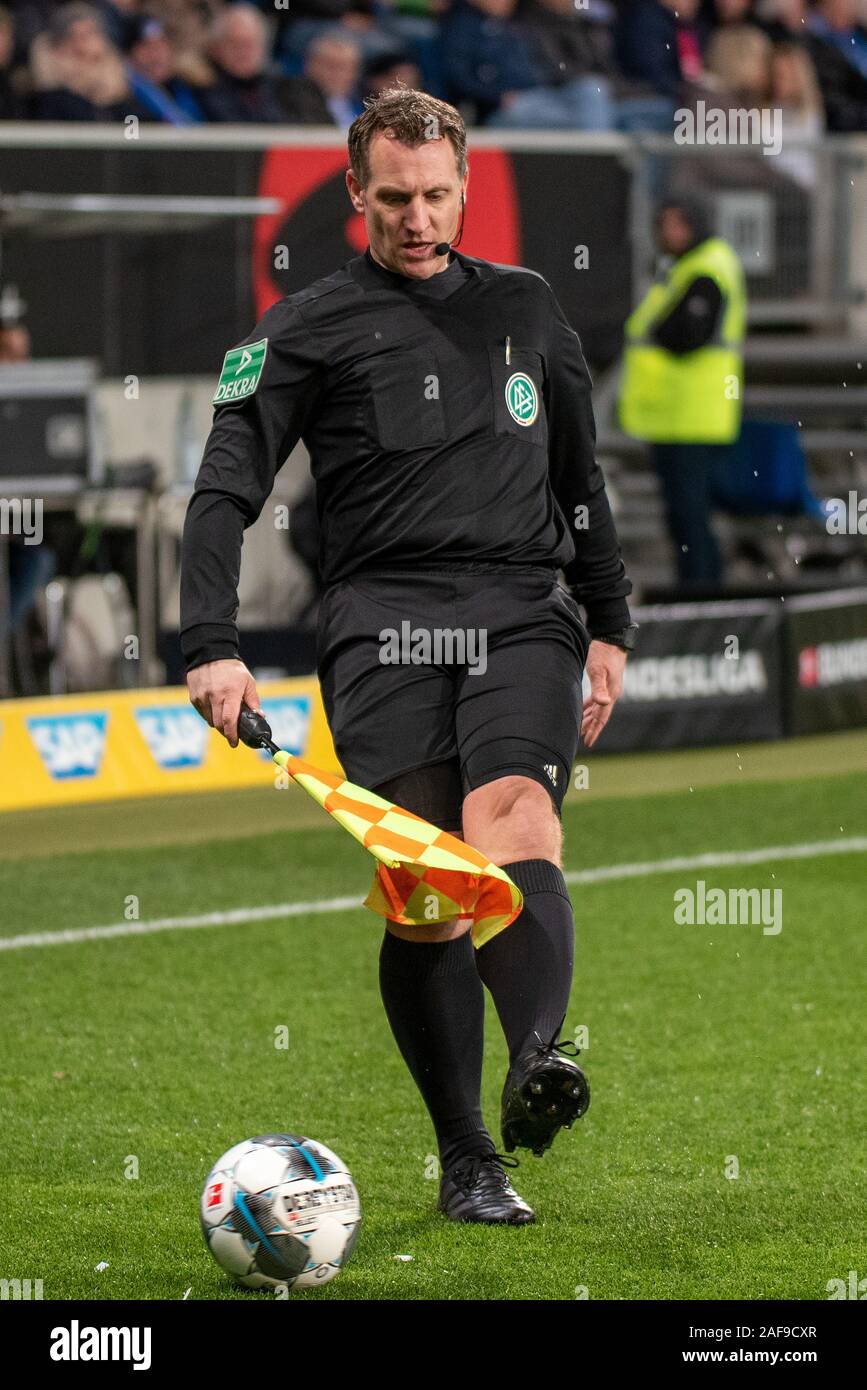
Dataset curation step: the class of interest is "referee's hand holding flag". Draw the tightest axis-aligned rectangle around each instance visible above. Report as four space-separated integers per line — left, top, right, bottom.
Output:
188 658 262 749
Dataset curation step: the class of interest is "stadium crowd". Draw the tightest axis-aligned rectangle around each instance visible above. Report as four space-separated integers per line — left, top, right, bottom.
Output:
0 0 864 130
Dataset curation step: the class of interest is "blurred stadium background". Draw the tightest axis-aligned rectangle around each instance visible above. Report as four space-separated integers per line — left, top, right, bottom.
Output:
1 0 866 1302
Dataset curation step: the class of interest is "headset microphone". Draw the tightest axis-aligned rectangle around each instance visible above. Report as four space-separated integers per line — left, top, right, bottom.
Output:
434 192 465 257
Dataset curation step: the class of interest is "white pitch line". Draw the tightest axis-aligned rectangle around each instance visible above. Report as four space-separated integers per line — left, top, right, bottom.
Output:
1 837 864 954
0 896 359 952
564 836 867 883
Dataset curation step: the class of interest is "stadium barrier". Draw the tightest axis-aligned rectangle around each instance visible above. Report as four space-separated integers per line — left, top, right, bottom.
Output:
0 678 340 812
785 588 867 737
1 590 864 809
597 587 867 753
598 596 787 752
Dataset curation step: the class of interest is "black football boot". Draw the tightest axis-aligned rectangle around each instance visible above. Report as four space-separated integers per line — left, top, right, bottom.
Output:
438 1151 535 1224
501 1031 590 1157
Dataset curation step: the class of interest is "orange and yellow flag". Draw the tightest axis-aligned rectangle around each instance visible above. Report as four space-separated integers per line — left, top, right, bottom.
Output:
271 751 522 947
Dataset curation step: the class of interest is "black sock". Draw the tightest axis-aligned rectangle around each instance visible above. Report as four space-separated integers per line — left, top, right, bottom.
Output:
475 859 575 1067
378 929 496 1171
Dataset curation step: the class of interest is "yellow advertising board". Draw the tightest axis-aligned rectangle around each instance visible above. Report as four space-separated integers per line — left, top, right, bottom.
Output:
0 681 341 813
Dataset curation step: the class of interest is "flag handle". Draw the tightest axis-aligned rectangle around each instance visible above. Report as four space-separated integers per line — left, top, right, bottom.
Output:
237 702 281 757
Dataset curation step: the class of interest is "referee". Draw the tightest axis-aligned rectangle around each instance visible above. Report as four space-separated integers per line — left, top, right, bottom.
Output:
181 89 636 1226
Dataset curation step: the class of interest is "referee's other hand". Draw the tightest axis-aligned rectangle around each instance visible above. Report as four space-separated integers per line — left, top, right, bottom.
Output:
187 659 262 749
580 642 627 749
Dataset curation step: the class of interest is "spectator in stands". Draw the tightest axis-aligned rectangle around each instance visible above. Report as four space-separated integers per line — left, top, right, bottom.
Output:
340 0 408 63
445 0 633 128
0 5 24 116
150 0 220 88
275 6 333 75
198 4 288 122
615 0 711 100
705 0 758 26
704 22 824 183
277 0 398 74
301 29 364 125
516 0 624 127
518 0 682 130
753 0 809 42
277 65 335 123
91 0 141 51
805 0 867 128
277 28 365 123
18 0 144 54
517 0 619 118
277 0 357 71
618 197 747 588
441 0 548 125
29 3 153 120
124 14 206 123
377 0 449 97
808 0 867 79
360 47 422 103
769 40 825 185
4 0 49 62
706 21 774 99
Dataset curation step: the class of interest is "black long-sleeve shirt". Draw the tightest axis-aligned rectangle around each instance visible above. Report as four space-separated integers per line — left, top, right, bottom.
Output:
653 274 723 354
180 247 632 670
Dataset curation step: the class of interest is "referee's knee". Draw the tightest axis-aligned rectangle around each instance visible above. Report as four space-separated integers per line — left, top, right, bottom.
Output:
384 917 473 942
462 775 562 867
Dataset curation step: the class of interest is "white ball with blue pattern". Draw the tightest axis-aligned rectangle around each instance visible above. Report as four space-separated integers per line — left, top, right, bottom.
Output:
200 1133 361 1292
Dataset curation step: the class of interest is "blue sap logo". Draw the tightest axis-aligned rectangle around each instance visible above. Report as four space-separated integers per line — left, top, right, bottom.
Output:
135 705 210 770
258 697 311 759
27 713 108 779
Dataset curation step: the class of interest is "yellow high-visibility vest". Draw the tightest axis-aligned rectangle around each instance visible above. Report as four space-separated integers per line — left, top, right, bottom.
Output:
619 237 746 444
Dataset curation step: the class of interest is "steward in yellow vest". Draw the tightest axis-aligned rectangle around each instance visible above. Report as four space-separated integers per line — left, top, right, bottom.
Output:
618 199 747 586
619 229 746 444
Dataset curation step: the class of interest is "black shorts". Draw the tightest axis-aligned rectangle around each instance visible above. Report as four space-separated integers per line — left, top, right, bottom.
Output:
316 567 589 832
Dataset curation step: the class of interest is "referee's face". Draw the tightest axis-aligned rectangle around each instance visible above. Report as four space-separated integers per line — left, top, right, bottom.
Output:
347 131 467 280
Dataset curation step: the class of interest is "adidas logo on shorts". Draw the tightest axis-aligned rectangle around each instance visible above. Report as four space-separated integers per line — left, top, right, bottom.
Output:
543 763 558 786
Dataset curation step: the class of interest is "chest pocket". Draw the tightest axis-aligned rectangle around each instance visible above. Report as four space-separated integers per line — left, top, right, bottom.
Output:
488 344 547 449
363 347 447 451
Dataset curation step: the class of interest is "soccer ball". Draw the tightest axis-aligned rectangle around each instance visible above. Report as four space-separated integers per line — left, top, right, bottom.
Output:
200 1133 361 1291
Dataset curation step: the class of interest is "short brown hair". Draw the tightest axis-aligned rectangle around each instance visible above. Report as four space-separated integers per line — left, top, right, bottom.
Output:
347 87 468 189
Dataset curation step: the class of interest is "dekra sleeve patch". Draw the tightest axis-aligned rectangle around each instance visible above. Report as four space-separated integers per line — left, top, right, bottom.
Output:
213 338 268 405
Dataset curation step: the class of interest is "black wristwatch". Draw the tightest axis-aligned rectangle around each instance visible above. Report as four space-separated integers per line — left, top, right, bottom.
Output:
591 622 639 653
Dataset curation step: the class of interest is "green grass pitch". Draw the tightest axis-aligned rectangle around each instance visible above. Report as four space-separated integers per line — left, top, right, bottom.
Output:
1 731 865 1300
